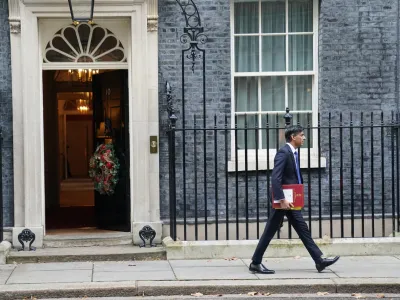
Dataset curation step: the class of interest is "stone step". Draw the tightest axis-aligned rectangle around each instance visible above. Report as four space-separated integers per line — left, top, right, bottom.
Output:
43 232 133 248
7 245 166 264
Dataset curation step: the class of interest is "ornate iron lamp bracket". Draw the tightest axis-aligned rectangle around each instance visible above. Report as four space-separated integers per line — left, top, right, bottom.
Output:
175 0 207 73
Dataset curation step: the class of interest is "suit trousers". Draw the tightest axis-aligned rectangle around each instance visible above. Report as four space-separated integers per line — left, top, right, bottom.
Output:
251 209 323 264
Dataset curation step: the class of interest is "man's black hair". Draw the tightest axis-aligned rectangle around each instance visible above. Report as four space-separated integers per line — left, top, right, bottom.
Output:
285 125 304 142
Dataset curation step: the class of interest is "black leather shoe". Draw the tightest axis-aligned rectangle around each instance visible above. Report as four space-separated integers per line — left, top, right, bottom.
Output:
249 263 275 274
316 256 340 273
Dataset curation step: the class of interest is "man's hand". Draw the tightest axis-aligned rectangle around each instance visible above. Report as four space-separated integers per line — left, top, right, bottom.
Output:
280 199 294 210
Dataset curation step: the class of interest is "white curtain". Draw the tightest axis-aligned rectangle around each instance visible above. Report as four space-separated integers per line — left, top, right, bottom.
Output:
289 0 313 71
262 0 286 71
235 2 259 72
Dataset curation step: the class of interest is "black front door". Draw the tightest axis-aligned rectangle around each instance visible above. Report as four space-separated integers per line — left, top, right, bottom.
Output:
92 70 130 231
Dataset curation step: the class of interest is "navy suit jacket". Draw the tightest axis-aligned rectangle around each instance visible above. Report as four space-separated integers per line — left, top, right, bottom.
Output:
271 144 303 201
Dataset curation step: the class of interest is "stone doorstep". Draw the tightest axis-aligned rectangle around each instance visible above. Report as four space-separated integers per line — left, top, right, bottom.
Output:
6 246 167 264
162 236 400 259
43 232 133 248
1 279 400 299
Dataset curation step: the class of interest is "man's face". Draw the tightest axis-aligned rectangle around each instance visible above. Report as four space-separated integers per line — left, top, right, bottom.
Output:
292 131 306 148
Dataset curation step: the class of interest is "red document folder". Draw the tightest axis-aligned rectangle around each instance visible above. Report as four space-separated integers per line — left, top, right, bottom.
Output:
272 184 304 209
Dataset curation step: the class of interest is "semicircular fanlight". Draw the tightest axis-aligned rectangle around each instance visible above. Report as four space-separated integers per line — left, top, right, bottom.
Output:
44 22 127 63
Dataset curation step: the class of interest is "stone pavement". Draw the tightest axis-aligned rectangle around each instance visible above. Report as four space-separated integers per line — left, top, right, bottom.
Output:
36 296 400 300
1 256 400 299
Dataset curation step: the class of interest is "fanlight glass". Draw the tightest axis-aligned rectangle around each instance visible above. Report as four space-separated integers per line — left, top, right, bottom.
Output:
44 23 126 63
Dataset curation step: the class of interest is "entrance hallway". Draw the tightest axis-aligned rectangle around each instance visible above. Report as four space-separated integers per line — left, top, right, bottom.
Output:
43 69 130 232
60 179 94 207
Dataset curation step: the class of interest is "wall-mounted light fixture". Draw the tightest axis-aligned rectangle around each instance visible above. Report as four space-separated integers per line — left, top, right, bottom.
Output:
68 0 95 24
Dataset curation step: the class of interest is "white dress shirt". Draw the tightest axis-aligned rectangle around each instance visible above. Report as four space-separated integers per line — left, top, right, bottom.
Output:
286 142 298 160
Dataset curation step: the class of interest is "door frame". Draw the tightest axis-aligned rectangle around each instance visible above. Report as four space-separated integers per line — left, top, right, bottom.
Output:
11 0 161 245
40 17 131 233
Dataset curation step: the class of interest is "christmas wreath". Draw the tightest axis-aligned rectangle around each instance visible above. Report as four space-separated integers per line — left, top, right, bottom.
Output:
89 143 120 195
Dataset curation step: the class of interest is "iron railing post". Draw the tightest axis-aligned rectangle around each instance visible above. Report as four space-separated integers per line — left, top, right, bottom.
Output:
166 82 178 241
284 107 293 127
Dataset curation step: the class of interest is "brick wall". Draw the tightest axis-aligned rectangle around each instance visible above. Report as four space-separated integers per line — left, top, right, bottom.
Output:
318 0 399 222
158 0 398 234
319 0 398 112
0 0 13 227
158 0 232 219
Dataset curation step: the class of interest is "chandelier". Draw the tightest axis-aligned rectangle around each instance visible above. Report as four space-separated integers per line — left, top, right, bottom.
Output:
76 92 92 113
68 69 99 82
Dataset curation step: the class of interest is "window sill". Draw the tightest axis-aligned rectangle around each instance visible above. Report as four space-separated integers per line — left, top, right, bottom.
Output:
228 155 326 172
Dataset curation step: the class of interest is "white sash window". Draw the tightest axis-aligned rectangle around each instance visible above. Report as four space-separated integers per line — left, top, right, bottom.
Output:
231 0 318 152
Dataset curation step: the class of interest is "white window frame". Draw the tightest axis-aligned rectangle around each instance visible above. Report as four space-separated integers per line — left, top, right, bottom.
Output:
229 0 324 171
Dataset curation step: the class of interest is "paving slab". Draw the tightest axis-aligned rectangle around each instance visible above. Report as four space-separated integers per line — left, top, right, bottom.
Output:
330 264 400 278
327 256 400 278
242 257 318 269
94 261 171 272
6 269 92 284
169 259 245 268
14 262 93 271
334 256 400 264
93 270 176 282
0 265 15 284
172 266 259 280
0 264 16 270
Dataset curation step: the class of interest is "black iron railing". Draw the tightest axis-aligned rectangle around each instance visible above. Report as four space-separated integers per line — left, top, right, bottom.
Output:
167 104 400 241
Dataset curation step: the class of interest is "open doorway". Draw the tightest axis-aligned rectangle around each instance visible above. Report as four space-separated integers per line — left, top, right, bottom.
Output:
43 69 130 233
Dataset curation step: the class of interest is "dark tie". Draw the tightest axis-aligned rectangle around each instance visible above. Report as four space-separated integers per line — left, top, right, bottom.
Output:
294 151 302 184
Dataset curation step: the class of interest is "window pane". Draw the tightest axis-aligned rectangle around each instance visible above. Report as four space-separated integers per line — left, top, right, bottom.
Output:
52 36 76 57
64 27 80 53
235 37 259 72
235 77 258 112
78 24 91 53
261 114 285 149
289 35 313 71
292 113 313 148
234 2 259 34
288 75 312 111
289 0 313 32
261 113 313 149
236 115 258 150
89 27 106 53
261 0 285 33
262 36 286 71
45 50 74 62
96 49 125 62
261 77 285 111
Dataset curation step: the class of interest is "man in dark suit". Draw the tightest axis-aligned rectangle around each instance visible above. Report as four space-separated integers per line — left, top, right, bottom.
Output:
249 125 339 274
